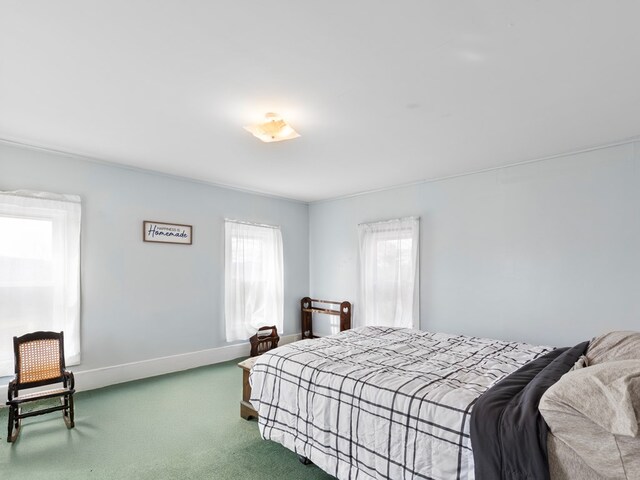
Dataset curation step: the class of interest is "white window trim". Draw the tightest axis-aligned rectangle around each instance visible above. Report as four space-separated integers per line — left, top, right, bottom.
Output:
0 190 81 376
224 219 284 342
358 216 420 329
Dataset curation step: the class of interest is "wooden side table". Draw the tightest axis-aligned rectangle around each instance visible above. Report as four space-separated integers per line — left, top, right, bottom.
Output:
238 356 259 420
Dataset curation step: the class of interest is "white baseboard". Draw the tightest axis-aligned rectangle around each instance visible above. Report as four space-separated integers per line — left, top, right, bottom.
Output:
0 333 301 403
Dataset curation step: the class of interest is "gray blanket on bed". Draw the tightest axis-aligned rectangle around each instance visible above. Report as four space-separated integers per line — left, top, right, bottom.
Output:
470 341 589 480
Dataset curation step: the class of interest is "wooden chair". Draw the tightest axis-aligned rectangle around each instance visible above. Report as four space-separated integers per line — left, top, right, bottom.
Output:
249 326 279 357
6 331 75 443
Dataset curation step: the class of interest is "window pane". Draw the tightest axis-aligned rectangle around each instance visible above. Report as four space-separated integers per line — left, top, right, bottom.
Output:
0 216 52 260
0 192 81 376
225 221 284 342
358 218 419 329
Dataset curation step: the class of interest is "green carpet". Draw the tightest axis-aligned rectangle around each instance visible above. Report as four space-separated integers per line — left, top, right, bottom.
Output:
0 360 334 479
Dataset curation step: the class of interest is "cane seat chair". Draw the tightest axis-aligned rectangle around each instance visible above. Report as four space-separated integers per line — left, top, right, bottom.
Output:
6 331 75 443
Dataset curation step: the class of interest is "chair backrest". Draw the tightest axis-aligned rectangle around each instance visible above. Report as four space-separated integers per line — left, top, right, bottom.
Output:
14 331 65 389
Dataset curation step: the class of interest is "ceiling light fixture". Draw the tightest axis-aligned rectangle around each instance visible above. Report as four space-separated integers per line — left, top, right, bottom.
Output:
244 112 300 143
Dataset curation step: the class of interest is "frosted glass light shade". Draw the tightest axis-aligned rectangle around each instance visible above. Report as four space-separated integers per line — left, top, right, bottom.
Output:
244 113 300 143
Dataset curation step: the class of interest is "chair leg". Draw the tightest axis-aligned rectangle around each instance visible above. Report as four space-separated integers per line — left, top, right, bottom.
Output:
7 406 13 442
7 405 20 443
63 394 74 429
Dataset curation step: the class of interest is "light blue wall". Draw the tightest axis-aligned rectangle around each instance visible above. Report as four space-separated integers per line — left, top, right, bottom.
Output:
310 141 640 346
0 142 309 372
2 138 639 372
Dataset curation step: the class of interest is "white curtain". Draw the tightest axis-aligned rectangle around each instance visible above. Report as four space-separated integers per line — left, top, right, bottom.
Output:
358 217 419 329
0 190 81 376
225 220 283 342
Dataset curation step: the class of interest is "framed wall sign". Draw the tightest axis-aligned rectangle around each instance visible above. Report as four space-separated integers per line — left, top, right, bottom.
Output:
143 221 192 245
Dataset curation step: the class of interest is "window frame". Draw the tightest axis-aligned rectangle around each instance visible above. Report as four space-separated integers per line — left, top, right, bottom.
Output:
0 191 81 376
224 219 284 342
358 217 420 329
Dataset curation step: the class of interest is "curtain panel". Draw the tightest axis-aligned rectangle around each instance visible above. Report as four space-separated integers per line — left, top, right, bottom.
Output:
0 190 82 376
358 216 419 329
224 220 283 342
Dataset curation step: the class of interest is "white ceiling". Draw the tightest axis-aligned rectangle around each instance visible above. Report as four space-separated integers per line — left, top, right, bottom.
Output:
1 1 640 202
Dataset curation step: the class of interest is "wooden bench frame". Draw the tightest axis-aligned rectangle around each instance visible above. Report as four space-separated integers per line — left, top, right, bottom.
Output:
238 357 258 420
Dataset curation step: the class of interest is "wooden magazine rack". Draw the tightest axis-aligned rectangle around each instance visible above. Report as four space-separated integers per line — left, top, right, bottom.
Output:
249 325 279 357
300 297 351 339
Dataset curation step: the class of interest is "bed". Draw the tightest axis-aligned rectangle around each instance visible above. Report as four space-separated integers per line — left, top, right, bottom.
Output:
249 326 554 480
250 327 640 480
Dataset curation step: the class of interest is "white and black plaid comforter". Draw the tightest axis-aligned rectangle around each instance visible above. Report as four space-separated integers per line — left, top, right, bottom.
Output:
250 326 551 480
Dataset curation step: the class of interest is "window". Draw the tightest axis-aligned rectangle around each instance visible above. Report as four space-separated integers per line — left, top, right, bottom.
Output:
0 191 81 376
358 217 419 329
224 220 283 342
